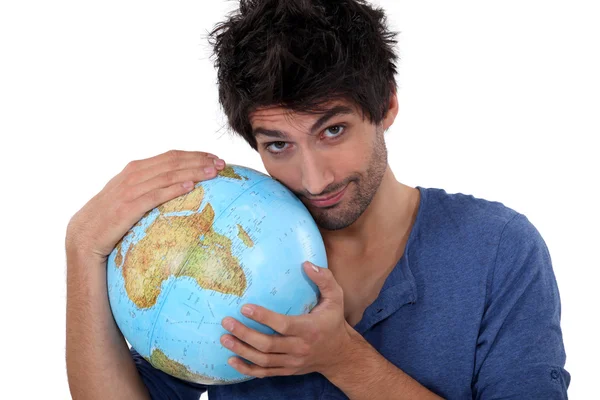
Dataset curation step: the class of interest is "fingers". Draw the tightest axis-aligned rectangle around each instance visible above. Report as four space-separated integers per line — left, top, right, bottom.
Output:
67 149 226 259
123 149 224 187
129 149 218 171
124 160 222 203
221 334 304 372
227 357 291 379
239 304 310 336
303 262 342 302
120 150 227 239
221 317 307 355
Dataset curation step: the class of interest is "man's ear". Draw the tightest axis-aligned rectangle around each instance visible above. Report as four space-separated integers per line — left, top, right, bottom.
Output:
381 89 399 131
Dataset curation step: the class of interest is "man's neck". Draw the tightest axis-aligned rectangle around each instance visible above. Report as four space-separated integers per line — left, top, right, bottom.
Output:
319 167 420 324
319 167 419 262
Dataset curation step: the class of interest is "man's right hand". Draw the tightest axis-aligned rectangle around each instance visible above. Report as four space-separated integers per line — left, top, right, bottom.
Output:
65 149 224 400
65 149 225 262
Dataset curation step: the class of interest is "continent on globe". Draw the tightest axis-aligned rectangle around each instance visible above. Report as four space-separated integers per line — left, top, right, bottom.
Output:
147 348 251 385
116 185 247 309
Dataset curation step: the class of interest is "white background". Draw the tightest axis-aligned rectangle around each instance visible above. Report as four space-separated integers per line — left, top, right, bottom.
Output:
1 1 598 398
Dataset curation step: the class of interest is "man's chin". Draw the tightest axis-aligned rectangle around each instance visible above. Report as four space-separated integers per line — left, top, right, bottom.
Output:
314 219 353 231
310 209 356 231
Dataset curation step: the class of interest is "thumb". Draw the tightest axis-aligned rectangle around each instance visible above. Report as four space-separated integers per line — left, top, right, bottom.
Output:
303 261 341 301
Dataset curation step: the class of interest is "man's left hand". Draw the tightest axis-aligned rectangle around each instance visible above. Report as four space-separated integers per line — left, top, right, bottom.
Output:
220 261 355 378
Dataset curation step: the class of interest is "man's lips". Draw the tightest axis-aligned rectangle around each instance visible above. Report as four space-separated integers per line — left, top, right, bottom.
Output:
306 185 348 208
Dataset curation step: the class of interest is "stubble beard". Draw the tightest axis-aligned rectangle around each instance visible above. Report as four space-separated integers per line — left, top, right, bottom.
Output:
309 130 388 231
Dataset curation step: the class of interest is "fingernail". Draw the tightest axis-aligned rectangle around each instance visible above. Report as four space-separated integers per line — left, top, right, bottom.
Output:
222 318 234 331
306 261 319 272
204 166 216 175
223 338 234 348
241 305 254 316
213 159 225 168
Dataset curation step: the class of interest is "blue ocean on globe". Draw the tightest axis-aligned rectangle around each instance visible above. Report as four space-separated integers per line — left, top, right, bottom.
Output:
106 165 328 384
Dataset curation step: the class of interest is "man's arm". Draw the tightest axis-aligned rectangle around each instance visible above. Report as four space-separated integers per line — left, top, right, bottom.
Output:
325 213 570 400
323 328 444 400
66 246 151 400
471 213 570 398
65 150 222 399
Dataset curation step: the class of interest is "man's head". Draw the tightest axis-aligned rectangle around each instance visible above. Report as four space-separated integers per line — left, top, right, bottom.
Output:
209 0 400 230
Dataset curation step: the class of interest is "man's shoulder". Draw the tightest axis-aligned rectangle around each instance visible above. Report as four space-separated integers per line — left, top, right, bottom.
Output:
417 186 548 269
419 186 521 238
422 186 518 221
414 187 552 304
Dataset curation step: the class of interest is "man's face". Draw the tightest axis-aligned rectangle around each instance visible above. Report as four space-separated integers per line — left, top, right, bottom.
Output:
249 98 397 231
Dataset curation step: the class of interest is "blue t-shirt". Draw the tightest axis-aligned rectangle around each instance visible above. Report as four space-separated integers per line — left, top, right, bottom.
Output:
130 186 570 399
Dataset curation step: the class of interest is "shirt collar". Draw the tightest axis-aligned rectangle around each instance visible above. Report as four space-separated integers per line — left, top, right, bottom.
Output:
353 186 425 334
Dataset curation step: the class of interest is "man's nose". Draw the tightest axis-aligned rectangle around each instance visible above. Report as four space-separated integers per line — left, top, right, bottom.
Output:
300 152 335 196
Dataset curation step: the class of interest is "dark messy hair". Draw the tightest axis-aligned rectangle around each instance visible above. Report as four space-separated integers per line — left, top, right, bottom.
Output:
208 0 399 150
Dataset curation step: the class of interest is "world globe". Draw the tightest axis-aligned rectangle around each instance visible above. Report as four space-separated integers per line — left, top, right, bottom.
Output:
106 164 328 385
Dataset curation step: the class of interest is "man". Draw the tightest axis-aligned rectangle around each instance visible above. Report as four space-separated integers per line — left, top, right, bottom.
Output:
65 0 570 399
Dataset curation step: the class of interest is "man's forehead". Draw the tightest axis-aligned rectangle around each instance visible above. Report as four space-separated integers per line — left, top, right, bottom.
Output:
249 99 360 124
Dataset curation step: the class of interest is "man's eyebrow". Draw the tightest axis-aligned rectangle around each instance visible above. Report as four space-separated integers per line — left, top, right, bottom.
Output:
253 105 354 139
253 127 289 140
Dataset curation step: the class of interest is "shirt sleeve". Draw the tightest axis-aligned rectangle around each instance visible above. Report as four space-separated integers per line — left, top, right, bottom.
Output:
472 213 570 399
130 347 207 400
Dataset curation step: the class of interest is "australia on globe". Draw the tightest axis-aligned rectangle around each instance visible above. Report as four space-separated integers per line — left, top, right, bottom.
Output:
107 164 328 385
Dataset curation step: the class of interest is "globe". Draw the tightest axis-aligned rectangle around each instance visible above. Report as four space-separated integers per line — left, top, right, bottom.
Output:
107 165 328 385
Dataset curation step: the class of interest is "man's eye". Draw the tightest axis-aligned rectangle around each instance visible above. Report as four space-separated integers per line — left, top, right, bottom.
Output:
323 125 345 138
262 126 345 154
265 141 289 154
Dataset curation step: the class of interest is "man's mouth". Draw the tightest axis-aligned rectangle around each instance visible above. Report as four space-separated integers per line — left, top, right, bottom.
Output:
306 185 348 208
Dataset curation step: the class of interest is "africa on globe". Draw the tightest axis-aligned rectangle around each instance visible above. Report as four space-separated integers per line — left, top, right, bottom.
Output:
106 165 328 384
